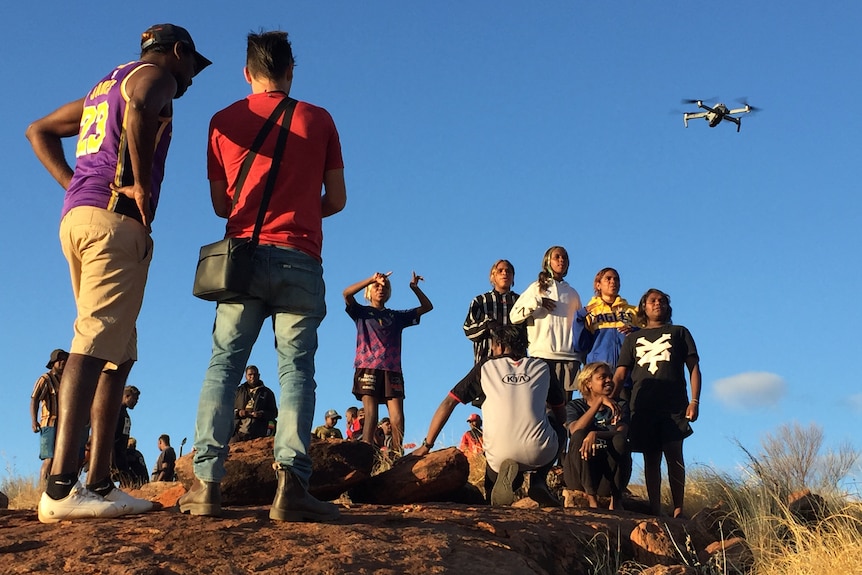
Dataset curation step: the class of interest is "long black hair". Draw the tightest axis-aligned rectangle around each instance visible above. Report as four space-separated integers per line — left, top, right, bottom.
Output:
537 246 568 292
635 288 672 325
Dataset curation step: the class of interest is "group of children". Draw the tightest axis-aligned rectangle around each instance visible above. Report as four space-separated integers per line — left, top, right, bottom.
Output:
341 247 701 517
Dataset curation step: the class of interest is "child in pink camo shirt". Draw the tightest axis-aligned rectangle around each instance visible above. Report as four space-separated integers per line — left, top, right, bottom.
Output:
343 271 432 455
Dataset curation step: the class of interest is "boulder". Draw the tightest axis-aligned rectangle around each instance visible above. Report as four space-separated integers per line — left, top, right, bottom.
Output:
308 438 377 500
787 488 828 524
630 520 678 566
621 496 654 515
690 501 744 546
350 447 469 504
445 482 487 505
562 488 591 508
702 537 754 574
174 437 376 504
129 481 187 509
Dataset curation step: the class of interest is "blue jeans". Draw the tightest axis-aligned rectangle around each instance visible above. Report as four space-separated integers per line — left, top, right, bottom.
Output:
192 245 325 487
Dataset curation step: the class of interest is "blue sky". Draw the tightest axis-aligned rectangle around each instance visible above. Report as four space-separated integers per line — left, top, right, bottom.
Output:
3 2 860 489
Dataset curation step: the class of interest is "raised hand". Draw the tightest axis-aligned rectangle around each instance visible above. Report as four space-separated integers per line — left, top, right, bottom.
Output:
372 271 392 286
410 271 424 288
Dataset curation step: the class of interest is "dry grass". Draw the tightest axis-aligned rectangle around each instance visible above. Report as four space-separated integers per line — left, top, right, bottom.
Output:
1 465 41 510
464 450 486 494
370 447 396 476
577 469 862 574
698 472 862 574
579 422 862 574
751 507 862 574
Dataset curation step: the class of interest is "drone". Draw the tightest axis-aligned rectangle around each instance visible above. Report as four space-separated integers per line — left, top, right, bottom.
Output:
682 99 759 132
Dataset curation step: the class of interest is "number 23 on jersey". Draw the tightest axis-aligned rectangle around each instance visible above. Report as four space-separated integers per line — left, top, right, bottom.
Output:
76 101 109 157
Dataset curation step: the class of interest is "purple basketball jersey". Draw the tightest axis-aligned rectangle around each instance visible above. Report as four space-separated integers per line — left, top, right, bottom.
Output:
61 61 172 219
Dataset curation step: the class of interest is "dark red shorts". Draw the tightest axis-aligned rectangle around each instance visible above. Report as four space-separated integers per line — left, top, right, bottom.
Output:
352 368 405 401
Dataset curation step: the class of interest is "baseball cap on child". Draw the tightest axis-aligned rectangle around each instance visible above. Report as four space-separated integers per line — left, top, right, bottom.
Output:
46 349 69 369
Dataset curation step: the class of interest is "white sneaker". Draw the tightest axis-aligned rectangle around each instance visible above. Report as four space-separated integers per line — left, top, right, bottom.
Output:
38 482 123 523
103 487 154 515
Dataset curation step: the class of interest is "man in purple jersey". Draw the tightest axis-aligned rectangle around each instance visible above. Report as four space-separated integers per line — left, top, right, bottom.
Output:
26 24 209 523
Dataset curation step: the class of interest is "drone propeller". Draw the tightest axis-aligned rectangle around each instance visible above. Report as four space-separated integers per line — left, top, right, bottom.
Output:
681 97 717 105
735 97 761 112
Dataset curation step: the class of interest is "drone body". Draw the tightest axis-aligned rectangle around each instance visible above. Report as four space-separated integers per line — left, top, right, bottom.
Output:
683 99 757 132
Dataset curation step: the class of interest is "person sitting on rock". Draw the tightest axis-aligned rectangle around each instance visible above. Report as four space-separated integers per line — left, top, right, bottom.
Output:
412 325 565 507
312 410 344 440
374 417 393 452
563 362 631 511
231 366 278 443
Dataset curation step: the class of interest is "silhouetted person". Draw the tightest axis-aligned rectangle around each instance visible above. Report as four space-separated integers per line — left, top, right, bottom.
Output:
30 349 68 485
152 434 177 481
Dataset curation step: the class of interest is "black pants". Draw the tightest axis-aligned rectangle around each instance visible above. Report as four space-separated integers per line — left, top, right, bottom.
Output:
563 430 631 498
483 458 555 503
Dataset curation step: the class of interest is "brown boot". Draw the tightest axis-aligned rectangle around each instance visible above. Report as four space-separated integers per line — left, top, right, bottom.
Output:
178 478 221 517
269 467 340 522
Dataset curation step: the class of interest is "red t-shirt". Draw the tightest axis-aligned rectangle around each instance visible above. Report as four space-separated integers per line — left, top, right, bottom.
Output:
208 92 343 260
346 419 362 440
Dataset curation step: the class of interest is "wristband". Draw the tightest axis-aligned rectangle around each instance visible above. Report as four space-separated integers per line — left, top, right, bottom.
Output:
421 438 434 449
690 399 700 404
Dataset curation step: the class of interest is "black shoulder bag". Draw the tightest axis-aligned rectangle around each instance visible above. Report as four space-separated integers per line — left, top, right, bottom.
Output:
192 96 298 302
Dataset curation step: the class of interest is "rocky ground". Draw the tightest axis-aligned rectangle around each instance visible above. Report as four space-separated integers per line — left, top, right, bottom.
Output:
1 441 756 574
0 498 702 575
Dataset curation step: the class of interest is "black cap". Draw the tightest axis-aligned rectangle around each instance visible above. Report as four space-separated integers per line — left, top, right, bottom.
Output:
141 23 211 75
46 349 69 369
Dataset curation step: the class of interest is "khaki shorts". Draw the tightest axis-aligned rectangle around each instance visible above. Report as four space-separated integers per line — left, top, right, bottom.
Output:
59 206 153 368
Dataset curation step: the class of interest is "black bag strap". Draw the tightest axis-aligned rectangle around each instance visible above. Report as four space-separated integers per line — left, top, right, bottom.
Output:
251 99 296 244
227 96 298 245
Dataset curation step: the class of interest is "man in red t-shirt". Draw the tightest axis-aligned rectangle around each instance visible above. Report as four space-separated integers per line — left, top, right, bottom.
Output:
345 406 362 440
459 413 484 455
180 30 346 523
